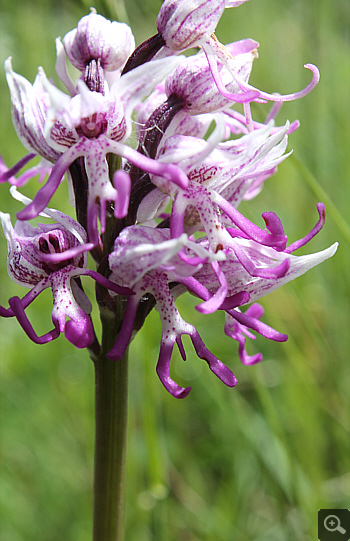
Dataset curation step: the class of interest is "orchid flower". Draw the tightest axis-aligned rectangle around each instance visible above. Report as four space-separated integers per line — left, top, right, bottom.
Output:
0 188 132 348
1 12 189 247
136 114 291 259
107 224 236 398
106 220 337 397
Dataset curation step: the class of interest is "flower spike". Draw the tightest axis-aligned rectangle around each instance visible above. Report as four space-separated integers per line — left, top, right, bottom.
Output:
1 8 338 398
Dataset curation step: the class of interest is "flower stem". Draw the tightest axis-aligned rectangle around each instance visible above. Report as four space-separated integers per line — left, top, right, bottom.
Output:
92 349 128 541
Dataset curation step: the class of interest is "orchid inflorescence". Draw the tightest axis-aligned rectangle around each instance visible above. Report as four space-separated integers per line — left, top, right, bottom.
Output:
0 2 337 398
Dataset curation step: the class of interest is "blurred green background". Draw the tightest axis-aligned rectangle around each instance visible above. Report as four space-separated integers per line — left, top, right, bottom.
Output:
0 0 349 540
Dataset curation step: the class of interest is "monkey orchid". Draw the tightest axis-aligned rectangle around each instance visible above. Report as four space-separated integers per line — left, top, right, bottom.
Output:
0 188 132 348
0 5 338 540
3 56 188 248
106 211 337 398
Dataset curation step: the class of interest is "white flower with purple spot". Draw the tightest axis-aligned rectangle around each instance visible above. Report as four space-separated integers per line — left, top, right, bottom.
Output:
107 224 235 398
0 188 133 348
1 16 188 247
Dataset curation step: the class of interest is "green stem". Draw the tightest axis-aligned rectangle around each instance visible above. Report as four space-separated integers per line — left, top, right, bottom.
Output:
93 349 128 541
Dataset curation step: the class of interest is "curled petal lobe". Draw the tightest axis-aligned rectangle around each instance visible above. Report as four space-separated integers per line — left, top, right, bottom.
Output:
285 203 326 254
165 44 257 114
152 271 237 397
256 64 321 103
226 59 320 103
225 307 264 365
228 307 288 342
7 295 60 344
157 342 192 399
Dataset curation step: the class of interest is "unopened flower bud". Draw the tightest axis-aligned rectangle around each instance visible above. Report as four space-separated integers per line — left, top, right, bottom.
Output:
157 0 226 51
63 11 135 72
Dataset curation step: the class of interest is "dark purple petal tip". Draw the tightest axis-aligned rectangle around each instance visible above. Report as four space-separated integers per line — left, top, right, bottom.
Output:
156 341 192 398
209 358 238 387
64 318 95 348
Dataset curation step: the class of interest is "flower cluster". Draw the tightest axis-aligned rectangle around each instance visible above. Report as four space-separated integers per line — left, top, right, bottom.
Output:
0 4 337 397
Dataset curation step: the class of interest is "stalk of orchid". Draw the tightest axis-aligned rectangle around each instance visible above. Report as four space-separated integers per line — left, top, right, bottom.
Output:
0 3 337 540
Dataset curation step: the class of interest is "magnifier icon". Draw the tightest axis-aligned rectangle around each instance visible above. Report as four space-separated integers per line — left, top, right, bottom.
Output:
324 515 346 534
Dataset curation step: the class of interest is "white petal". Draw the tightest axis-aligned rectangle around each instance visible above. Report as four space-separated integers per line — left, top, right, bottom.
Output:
112 56 185 135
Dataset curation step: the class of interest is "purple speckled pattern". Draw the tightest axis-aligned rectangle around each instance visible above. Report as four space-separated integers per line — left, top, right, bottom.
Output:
0 199 133 348
0 6 338 397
